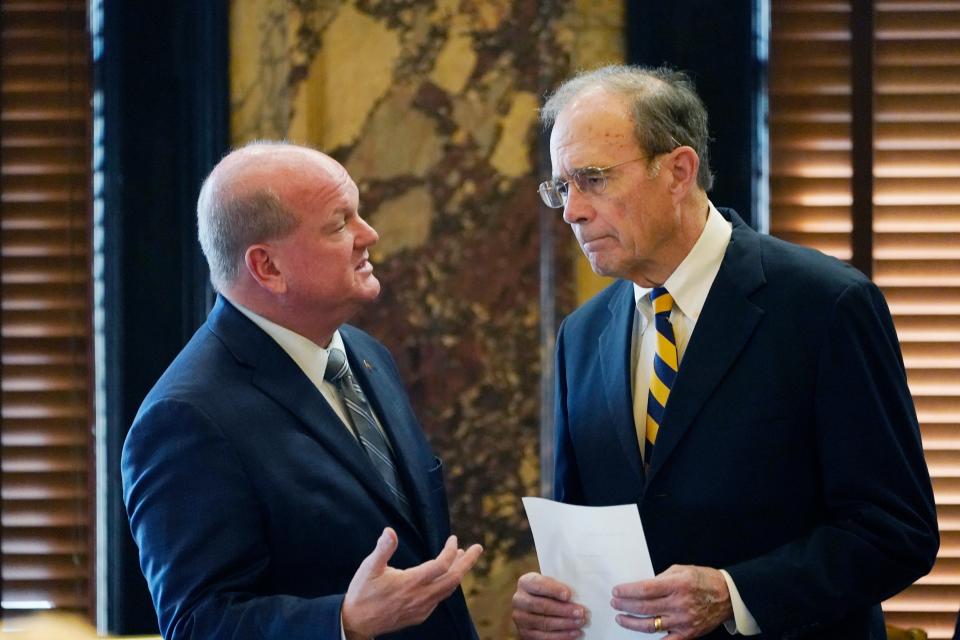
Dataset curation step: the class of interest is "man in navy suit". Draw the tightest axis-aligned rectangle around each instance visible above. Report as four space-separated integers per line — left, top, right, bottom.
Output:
512 65 938 639
122 142 482 639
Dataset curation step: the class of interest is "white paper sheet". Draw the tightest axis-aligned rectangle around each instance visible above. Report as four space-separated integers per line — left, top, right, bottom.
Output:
522 497 665 640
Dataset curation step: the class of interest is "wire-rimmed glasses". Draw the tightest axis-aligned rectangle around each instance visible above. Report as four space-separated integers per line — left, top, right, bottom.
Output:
537 156 652 209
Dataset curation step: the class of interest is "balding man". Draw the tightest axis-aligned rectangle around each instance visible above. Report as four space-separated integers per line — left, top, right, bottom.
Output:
122 142 482 640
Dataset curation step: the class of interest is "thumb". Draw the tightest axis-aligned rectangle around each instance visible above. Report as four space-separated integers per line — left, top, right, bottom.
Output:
359 527 398 577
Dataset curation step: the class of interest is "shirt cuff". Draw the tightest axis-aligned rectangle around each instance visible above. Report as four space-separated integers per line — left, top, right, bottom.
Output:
719 569 761 636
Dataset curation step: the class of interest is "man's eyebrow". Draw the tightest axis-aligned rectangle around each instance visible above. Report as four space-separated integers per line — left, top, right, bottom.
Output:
551 166 592 182
570 164 603 173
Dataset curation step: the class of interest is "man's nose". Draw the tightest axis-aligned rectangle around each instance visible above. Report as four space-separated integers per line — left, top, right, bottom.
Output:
357 216 379 246
562 187 592 225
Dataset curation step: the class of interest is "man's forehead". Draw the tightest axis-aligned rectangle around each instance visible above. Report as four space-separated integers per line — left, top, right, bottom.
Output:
220 144 341 183
550 96 638 170
286 164 357 212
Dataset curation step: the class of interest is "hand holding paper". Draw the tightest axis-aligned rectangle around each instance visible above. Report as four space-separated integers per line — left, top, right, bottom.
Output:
518 498 665 640
610 564 734 637
512 572 587 639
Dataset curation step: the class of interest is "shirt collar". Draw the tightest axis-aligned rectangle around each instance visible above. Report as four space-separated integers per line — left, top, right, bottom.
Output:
633 201 732 320
230 300 345 382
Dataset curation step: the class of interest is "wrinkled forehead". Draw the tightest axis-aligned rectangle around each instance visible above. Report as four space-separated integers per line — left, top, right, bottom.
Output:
549 90 639 175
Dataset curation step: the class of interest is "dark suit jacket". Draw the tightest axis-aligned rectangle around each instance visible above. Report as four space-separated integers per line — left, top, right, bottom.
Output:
554 209 939 639
122 296 477 640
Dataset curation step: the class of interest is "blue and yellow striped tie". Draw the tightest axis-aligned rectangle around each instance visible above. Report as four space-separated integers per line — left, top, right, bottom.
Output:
645 287 678 462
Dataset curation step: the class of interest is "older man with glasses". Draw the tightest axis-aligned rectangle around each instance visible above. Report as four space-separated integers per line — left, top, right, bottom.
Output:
512 65 937 640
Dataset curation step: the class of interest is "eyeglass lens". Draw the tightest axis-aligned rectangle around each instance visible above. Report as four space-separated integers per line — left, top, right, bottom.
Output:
538 180 566 208
538 167 611 208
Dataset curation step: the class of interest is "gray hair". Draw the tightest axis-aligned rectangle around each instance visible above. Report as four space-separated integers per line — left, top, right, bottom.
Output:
541 65 714 191
196 145 300 290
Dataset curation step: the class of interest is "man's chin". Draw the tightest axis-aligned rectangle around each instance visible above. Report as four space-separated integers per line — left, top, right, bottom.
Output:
587 257 617 279
357 276 382 302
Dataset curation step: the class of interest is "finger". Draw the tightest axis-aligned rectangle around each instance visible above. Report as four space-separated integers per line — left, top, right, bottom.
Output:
516 628 583 640
423 543 483 600
451 543 483 574
513 589 587 620
615 613 658 633
436 543 483 582
357 527 398 577
518 572 574 602
407 536 459 583
612 576 674 600
513 608 587 632
610 593 670 616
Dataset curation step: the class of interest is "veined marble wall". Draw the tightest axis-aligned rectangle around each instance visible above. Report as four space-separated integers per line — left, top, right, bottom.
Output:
230 1 622 636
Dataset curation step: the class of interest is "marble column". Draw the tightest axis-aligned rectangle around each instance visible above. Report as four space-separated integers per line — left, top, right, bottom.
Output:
230 1 622 635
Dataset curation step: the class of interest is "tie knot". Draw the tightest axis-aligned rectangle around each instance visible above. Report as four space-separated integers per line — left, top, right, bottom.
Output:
650 287 673 315
324 348 349 383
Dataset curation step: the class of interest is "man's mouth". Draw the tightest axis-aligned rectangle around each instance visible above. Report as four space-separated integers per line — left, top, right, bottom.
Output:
581 236 611 251
355 255 373 273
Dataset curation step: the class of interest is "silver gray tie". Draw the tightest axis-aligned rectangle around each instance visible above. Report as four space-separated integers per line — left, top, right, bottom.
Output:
324 348 412 520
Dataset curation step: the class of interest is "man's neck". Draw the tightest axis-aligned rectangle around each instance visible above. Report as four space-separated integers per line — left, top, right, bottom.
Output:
628 196 710 288
222 289 340 348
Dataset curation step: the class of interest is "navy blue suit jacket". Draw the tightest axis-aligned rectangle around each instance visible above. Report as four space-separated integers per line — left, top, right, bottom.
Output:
122 296 477 640
554 209 938 639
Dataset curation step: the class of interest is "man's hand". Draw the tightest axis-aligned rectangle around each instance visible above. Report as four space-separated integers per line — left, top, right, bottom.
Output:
341 527 482 639
610 565 733 639
512 572 588 639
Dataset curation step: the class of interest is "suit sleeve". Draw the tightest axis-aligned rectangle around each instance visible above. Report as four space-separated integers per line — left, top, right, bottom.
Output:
554 318 585 505
725 280 939 635
122 398 345 640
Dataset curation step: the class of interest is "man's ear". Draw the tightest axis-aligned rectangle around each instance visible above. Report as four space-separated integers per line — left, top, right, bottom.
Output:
244 244 287 294
666 146 701 199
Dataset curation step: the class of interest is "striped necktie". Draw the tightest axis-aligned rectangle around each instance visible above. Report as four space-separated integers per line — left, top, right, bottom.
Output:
324 348 413 520
645 287 678 462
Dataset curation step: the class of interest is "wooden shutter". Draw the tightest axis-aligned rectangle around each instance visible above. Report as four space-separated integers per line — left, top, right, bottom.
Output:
874 1 960 636
771 1 960 637
770 1 853 260
0 0 92 614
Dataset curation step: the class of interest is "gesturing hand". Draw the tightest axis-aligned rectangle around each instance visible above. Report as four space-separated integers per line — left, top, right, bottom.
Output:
610 564 733 639
341 528 483 640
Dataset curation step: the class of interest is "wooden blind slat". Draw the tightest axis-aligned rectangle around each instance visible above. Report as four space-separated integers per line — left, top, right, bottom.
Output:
2 531 87 556
1 0 91 614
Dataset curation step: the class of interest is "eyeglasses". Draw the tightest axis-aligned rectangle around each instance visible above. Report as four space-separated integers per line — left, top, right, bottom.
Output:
537 156 650 209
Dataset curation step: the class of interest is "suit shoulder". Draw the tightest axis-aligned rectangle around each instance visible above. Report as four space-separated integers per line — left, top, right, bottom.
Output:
753 231 871 295
562 279 632 333
134 325 248 423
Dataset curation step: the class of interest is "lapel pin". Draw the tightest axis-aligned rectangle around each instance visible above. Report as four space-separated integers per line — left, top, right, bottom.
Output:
363 359 374 371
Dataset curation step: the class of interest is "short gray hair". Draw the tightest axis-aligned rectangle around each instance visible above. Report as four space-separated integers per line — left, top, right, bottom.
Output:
196 152 300 290
542 65 714 191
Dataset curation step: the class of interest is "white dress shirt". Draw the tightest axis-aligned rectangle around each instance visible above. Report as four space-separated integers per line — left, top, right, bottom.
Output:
629 203 760 635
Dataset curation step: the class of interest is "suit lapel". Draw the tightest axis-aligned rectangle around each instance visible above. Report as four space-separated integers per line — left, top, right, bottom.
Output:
599 281 646 485
647 214 766 478
208 298 424 542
